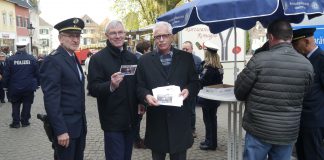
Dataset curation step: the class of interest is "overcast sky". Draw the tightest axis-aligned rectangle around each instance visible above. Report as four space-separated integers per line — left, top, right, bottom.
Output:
39 0 116 26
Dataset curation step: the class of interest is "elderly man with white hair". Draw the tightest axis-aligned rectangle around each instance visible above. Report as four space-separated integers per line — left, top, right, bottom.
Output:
136 21 200 160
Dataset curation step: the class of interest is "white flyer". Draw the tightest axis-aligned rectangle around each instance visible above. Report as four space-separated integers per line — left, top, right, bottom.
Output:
198 87 236 101
152 85 183 107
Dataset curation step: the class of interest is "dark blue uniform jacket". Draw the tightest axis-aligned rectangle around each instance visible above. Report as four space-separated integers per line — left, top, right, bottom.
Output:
40 46 86 138
3 50 39 95
301 48 324 127
198 62 223 107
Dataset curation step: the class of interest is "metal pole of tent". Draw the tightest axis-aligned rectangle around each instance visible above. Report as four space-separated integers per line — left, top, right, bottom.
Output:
225 28 233 61
233 20 238 81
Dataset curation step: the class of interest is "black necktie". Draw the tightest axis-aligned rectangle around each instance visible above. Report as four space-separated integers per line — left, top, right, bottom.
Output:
71 55 82 80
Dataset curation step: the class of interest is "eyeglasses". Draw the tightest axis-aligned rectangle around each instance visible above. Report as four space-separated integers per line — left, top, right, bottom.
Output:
182 48 189 51
108 31 125 37
60 33 81 39
154 34 171 40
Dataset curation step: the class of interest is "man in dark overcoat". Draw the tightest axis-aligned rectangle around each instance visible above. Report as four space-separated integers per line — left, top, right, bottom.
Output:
87 20 138 160
40 18 87 160
292 28 324 160
136 21 200 160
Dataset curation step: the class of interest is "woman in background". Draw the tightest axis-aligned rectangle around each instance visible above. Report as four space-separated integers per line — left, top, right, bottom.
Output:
198 41 223 150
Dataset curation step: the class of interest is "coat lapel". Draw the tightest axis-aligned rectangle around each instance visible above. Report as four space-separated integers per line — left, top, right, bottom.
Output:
58 46 82 82
151 51 168 79
168 49 181 79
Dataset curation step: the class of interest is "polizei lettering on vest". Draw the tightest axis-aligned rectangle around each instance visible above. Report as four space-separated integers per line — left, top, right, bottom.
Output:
14 60 31 65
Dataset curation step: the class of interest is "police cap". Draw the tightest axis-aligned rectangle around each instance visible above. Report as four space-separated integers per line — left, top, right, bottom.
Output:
16 41 28 49
54 18 84 33
203 40 220 53
292 28 316 42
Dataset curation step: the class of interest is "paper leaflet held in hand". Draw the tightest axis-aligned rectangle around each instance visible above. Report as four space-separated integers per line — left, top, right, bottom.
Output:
152 85 183 107
120 65 137 75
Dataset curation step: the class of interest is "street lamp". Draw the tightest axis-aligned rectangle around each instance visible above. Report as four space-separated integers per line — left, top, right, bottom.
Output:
27 23 35 54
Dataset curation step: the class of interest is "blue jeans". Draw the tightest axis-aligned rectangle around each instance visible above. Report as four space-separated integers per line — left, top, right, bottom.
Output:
243 132 293 160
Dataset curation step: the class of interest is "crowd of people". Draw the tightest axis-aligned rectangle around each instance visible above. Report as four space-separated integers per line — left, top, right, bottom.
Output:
2 16 324 160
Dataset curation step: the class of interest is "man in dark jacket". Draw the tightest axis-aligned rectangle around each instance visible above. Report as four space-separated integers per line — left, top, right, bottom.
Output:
136 21 200 160
87 20 138 160
292 28 324 160
40 18 87 160
4 42 39 128
234 20 313 160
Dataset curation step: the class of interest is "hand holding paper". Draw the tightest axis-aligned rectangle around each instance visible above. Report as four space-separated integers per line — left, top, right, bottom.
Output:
179 89 189 100
145 95 159 107
152 85 183 107
110 72 124 91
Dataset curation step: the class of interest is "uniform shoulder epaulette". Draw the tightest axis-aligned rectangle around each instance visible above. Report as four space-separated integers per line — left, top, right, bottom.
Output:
49 50 58 56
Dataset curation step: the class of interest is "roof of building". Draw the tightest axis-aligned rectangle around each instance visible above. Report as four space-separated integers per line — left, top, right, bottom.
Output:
39 17 53 27
81 14 99 27
6 0 31 9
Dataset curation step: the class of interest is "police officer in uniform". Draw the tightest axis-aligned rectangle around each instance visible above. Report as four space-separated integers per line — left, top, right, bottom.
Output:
292 28 324 160
198 41 223 150
40 18 87 160
3 41 39 128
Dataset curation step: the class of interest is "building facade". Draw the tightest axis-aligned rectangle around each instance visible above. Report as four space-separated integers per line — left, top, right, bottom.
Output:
28 0 40 56
0 0 16 55
38 17 52 56
1 0 43 56
11 0 32 53
80 14 102 49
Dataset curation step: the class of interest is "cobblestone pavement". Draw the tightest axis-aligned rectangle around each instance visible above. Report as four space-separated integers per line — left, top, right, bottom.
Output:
0 88 232 160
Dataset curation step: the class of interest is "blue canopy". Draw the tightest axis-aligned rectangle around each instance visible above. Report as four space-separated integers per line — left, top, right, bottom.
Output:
157 0 324 34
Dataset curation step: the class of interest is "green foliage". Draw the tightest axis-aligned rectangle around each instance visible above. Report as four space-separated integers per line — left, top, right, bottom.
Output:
155 0 183 11
124 12 140 30
245 31 251 53
113 0 182 30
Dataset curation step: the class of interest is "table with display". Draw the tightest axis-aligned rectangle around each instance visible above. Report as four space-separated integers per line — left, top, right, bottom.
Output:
198 84 244 160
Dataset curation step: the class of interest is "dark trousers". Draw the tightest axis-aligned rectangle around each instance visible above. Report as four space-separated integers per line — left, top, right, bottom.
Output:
188 97 197 132
53 127 86 160
152 150 187 160
6 90 11 102
134 114 143 142
104 130 134 160
11 91 34 125
202 104 219 148
0 82 5 101
295 127 324 160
